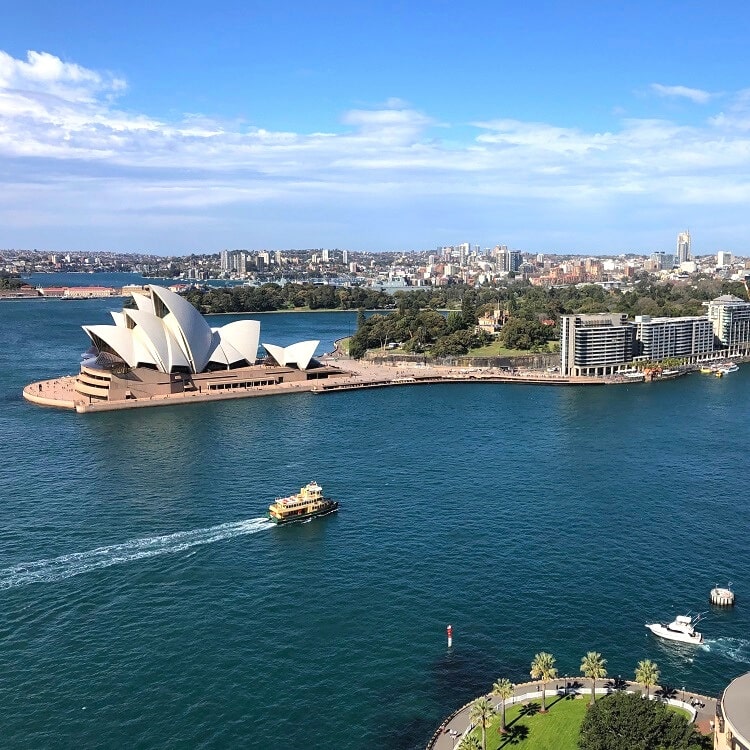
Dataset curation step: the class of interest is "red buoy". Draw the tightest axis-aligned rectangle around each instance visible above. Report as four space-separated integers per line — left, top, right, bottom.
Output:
447 624 453 648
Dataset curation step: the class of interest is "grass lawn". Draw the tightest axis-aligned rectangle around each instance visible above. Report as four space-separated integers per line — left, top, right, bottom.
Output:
470 697 588 750
467 340 560 358
466 697 695 750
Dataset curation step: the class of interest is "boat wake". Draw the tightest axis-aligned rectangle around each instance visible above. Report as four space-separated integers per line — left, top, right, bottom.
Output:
702 637 750 664
0 517 271 590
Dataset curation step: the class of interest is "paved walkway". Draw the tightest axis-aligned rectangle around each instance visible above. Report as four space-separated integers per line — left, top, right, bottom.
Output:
427 678 717 750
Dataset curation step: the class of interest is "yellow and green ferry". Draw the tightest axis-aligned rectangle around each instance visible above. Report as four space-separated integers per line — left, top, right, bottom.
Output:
268 481 339 524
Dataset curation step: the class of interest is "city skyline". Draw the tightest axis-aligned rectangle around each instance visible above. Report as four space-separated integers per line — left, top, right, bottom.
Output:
2 2 750 254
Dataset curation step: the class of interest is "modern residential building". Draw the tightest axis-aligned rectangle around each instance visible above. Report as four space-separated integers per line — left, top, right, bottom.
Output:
715 672 750 750
649 252 675 271
634 315 714 360
717 250 733 267
561 296 750 376
677 231 692 264
560 313 634 376
706 295 750 350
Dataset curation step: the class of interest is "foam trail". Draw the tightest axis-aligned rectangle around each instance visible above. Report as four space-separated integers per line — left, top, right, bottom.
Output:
701 637 750 664
0 517 271 590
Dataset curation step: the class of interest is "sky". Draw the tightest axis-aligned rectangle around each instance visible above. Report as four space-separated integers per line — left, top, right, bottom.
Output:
2 0 750 255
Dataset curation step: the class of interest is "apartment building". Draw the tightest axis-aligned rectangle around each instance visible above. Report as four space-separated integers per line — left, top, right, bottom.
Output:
634 315 714 360
560 313 634 376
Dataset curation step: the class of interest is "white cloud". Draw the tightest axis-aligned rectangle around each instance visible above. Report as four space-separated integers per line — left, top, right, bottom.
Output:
4 50 750 250
0 50 125 103
650 83 714 104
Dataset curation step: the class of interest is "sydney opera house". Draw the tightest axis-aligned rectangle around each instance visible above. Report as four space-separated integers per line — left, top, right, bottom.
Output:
32 285 343 410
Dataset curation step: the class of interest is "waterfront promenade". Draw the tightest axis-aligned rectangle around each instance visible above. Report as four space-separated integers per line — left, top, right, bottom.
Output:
427 679 717 750
23 356 609 413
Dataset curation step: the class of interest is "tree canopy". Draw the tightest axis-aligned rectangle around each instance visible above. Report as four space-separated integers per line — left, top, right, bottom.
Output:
578 692 708 750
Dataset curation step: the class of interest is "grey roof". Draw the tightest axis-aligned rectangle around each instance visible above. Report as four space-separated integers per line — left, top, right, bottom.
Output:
722 671 750 743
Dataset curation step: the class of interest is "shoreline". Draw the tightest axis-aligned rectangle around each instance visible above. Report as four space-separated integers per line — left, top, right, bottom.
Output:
426 677 717 750
22 358 649 414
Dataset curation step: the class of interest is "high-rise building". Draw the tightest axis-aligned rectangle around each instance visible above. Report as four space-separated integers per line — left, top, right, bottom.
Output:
560 313 635 377
677 231 691 264
706 295 750 348
649 252 676 270
342 250 349 264
634 315 713 360
717 250 732 267
220 250 230 272
275 250 282 266
497 248 522 273
322 249 330 262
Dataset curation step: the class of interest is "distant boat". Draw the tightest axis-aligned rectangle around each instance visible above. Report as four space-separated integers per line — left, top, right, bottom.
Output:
646 613 703 645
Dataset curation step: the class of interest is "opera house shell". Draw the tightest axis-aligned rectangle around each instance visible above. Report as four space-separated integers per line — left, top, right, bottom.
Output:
72 285 341 407
83 285 263 374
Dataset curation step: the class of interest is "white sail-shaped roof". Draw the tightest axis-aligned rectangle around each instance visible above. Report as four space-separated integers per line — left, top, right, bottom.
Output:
150 285 213 373
132 291 156 315
82 325 138 367
83 287 272 375
110 311 127 327
217 320 260 365
124 308 190 372
262 340 319 370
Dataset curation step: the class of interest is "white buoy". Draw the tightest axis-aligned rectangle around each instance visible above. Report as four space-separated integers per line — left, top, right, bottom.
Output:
710 585 735 606
447 624 453 648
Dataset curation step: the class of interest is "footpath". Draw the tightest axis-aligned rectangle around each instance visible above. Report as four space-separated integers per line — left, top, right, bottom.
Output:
426 678 716 750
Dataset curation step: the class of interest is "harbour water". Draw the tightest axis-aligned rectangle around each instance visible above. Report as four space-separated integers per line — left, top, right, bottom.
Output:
1 291 749 748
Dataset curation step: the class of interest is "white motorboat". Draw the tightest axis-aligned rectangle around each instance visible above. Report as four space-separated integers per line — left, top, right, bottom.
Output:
645 614 703 645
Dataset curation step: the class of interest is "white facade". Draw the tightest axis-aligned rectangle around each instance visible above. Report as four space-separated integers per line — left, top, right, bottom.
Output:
634 315 714 360
706 295 750 348
82 285 263 374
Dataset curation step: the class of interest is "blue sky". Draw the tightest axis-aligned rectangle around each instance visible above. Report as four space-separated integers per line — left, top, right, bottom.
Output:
2 1 750 255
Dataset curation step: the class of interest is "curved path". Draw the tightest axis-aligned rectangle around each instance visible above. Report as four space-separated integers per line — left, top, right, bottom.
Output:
426 678 716 750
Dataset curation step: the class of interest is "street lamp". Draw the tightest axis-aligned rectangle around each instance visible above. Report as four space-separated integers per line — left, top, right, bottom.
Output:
682 686 686 705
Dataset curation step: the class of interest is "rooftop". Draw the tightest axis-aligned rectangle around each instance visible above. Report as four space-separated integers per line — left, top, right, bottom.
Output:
722 671 750 743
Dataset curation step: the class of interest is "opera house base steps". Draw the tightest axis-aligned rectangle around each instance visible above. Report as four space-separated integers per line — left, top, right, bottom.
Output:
23 362 346 413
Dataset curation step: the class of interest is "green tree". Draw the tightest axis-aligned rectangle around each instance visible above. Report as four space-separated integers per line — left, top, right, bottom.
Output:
461 290 478 325
580 651 607 705
447 310 465 333
530 651 558 713
468 697 495 750
457 735 481 750
635 659 660 700
491 678 514 734
578 692 707 750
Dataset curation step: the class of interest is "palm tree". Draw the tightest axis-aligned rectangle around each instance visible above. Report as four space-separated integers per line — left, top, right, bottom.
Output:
635 659 660 700
580 651 607 705
468 696 495 750
458 735 482 750
530 651 558 713
491 678 514 734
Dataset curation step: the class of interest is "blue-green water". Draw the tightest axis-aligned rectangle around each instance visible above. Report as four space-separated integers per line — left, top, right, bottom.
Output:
1 294 749 749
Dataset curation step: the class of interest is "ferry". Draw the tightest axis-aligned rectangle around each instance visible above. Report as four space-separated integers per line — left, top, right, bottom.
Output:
268 481 339 524
645 613 704 645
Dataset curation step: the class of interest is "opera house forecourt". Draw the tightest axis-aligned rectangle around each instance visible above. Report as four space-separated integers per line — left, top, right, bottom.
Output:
22 285 346 413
